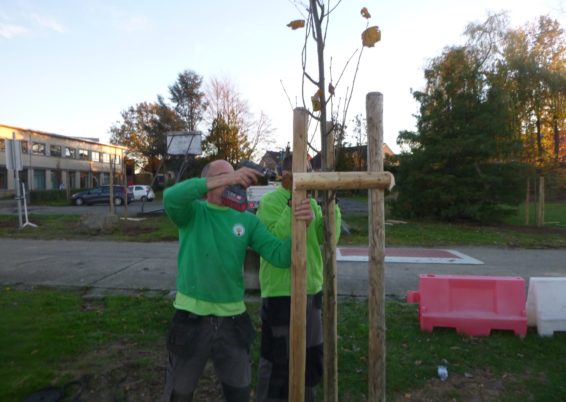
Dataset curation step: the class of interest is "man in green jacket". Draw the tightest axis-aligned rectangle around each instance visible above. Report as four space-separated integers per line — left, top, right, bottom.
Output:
255 155 341 402
162 159 313 402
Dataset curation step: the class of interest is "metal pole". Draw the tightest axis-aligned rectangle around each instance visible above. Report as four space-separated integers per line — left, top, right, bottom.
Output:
12 132 23 228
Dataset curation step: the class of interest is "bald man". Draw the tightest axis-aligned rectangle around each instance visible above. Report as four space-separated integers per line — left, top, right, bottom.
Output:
162 160 313 402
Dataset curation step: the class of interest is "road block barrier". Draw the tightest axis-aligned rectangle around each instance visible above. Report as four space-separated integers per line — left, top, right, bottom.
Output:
407 274 527 337
526 277 566 336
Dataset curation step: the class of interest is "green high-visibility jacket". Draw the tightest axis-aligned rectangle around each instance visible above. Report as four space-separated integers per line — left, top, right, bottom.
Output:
257 186 341 297
164 178 292 310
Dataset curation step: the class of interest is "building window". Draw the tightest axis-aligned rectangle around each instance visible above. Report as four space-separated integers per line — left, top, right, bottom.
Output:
115 156 121 165
99 172 110 185
79 171 91 188
78 149 89 160
0 139 5 152
91 151 100 162
50 170 63 189
32 142 46 155
0 167 7 189
33 169 46 190
65 147 76 159
21 141 28 154
68 171 77 189
102 153 110 163
50 145 62 157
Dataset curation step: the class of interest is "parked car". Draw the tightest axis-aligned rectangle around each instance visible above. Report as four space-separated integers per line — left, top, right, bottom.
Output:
71 185 133 206
128 185 156 202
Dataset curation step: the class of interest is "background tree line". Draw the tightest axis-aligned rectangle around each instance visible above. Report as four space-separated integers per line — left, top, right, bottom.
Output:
108 71 275 181
391 13 565 223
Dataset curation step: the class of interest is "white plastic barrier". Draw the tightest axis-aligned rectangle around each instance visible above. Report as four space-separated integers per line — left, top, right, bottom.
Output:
526 277 566 336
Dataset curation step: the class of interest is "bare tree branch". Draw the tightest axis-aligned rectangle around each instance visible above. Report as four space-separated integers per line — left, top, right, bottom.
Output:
334 48 359 90
288 0 309 19
326 0 343 15
340 48 364 128
304 71 319 86
280 80 295 111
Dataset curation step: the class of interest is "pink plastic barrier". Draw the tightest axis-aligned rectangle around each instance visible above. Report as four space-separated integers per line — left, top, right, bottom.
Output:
406 274 527 337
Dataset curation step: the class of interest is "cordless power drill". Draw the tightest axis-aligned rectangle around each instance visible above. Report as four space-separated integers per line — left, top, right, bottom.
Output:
221 160 277 212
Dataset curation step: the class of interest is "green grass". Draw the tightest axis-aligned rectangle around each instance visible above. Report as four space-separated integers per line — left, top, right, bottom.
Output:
0 214 179 242
1 206 565 248
0 287 173 401
504 201 566 227
340 213 566 248
2 288 565 401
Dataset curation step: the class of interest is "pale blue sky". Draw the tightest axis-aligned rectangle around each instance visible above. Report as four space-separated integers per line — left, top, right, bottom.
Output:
1 0 564 155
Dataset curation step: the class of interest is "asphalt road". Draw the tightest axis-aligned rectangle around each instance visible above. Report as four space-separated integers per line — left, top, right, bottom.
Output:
1 237 565 299
1 198 565 299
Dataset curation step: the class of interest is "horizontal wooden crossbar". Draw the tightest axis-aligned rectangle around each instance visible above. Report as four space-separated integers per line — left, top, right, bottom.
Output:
293 171 395 191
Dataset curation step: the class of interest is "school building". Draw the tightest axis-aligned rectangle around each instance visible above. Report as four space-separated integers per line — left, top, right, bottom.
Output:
0 124 128 196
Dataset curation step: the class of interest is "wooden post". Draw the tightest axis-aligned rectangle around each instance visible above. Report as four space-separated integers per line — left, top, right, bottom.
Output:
288 95 393 401
537 175 545 227
289 107 309 401
367 92 386 401
293 172 394 190
323 123 338 402
525 178 530 225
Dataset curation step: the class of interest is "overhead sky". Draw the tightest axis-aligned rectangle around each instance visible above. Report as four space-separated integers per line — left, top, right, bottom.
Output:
1 0 564 155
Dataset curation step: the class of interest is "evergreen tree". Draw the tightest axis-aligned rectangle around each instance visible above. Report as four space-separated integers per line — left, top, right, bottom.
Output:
168 70 207 132
393 46 525 222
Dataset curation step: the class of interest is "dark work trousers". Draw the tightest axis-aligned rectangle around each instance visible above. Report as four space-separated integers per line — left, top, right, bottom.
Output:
162 309 256 402
256 292 323 402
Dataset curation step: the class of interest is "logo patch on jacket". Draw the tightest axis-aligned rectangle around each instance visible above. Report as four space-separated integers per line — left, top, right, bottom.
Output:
232 224 245 237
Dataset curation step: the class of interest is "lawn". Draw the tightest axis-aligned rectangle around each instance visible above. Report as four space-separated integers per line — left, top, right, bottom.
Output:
0 203 565 248
2 288 565 401
1 202 565 401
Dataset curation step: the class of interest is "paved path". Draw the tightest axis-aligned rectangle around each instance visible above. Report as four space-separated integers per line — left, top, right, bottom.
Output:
1 239 565 299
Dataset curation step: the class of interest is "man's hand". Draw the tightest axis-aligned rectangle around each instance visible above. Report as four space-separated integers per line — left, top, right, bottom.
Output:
293 198 314 226
231 167 263 188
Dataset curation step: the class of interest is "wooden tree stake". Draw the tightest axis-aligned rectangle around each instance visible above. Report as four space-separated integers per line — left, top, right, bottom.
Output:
288 94 390 402
367 92 386 401
289 107 309 402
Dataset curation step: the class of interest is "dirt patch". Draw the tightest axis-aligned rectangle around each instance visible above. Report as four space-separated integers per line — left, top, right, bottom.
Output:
53 340 224 402
44 342 539 402
391 368 535 402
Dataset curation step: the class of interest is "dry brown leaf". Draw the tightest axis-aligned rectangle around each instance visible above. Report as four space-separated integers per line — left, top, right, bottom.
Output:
361 7 371 19
328 82 335 96
362 26 381 47
311 95 321 112
311 89 322 111
287 19 305 30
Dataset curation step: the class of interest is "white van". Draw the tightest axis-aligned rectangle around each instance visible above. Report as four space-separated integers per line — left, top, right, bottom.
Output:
128 185 156 202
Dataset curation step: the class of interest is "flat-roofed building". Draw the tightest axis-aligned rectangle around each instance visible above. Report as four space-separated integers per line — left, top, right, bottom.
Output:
0 124 128 196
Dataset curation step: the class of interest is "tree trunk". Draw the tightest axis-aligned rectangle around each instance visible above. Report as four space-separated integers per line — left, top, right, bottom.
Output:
525 178 530 225
537 175 545 228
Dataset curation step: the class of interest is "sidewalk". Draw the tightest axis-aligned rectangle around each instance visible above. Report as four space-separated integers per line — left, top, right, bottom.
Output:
2 238 566 298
